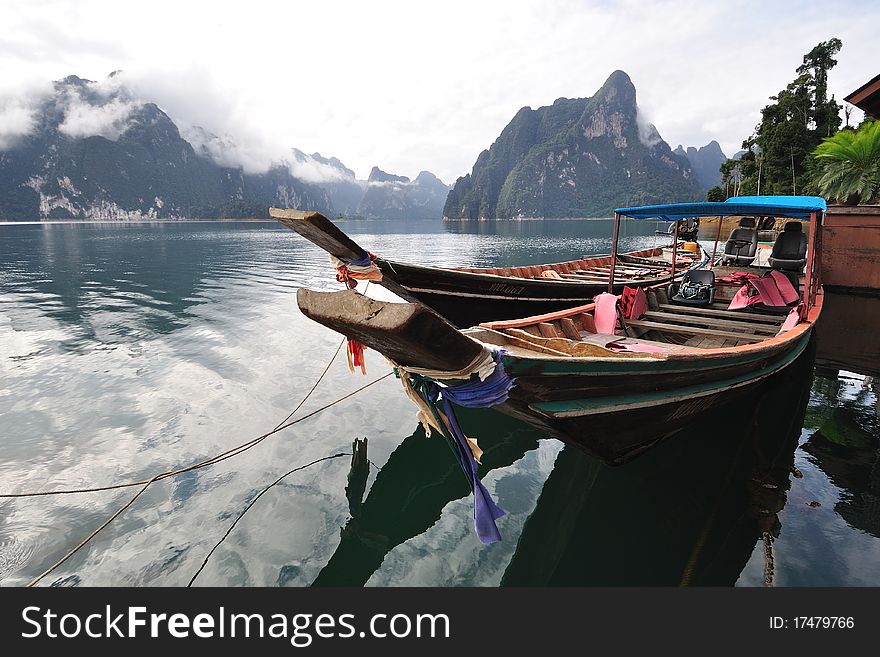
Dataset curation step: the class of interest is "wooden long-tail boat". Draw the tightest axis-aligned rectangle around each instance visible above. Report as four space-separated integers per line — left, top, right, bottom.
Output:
269 207 707 328
295 196 827 465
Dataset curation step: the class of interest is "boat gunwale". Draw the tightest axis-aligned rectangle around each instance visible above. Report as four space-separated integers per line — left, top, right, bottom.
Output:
525 331 811 417
378 245 707 286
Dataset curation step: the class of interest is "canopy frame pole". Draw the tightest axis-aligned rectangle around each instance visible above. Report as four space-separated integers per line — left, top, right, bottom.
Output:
804 210 819 308
804 210 822 308
608 212 621 293
815 211 824 297
709 215 724 270
671 218 679 277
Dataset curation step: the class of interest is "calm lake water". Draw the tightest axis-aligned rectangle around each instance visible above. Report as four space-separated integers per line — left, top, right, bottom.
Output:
1 219 878 586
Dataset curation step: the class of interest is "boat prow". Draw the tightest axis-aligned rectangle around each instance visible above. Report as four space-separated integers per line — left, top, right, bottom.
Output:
272 208 369 263
297 288 483 371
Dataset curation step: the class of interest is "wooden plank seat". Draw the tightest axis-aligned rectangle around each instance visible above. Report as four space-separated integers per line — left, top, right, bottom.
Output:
642 311 779 335
573 331 694 352
656 303 784 324
705 301 787 316
626 319 766 343
559 273 625 281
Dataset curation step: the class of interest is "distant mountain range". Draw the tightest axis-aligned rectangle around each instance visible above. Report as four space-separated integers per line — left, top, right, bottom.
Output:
358 167 450 220
1 72 725 222
673 141 728 192
0 75 447 220
443 70 703 220
286 154 451 220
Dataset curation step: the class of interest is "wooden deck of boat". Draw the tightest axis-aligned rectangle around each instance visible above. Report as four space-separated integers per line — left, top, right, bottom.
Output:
474 275 794 355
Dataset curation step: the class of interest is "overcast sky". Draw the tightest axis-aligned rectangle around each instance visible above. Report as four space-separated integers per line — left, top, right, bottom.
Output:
0 0 876 183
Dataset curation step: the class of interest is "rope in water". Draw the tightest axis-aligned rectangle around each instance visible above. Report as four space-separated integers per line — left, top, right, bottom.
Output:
187 452 350 586
23 339 392 586
2 341 390 499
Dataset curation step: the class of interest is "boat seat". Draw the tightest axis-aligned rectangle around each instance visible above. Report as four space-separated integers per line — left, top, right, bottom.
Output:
671 269 715 307
721 217 758 266
769 221 807 271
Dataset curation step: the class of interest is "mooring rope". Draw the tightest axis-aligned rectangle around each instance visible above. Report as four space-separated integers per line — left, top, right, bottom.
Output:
27 477 160 587
187 452 350 586
2 342 393 499
21 339 392 586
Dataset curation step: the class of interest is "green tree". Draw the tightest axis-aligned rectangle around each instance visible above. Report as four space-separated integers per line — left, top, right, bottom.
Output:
706 186 725 202
798 39 844 139
812 119 880 204
722 39 842 196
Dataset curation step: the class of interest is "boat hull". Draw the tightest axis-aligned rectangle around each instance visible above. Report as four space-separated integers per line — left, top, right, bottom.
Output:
492 331 813 464
295 286 821 466
377 257 689 328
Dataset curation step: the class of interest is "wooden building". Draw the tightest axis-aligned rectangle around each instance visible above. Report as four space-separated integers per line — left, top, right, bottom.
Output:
820 74 880 293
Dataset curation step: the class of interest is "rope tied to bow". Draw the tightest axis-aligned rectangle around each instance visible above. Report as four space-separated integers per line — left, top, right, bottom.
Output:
330 252 382 289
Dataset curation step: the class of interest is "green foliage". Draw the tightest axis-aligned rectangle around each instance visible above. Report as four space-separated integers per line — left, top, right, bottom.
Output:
812 119 880 204
216 199 270 219
723 39 843 196
706 186 725 202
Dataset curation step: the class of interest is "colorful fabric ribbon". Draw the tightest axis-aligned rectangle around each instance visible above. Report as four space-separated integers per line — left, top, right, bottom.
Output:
406 351 515 544
330 253 383 287
346 338 367 375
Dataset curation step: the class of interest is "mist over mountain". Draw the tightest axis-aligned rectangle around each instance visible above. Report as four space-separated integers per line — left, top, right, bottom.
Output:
0 74 446 220
443 71 702 219
290 149 365 216
357 167 450 219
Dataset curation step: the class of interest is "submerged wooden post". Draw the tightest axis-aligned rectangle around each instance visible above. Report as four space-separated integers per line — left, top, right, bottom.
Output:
608 212 621 293
709 215 724 270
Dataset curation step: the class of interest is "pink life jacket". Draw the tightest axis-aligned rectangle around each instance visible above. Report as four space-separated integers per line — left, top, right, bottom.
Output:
768 270 800 305
593 293 620 334
728 271 799 311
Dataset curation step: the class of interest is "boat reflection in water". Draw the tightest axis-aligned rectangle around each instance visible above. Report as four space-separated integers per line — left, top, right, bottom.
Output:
317 338 816 586
803 290 880 540
802 373 880 539
313 412 541 586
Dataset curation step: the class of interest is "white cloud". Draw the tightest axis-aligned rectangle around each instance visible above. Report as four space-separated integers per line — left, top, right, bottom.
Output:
636 107 662 148
57 91 138 141
0 98 38 149
286 154 351 184
178 122 277 174
0 1 876 180
366 179 408 188
0 79 52 148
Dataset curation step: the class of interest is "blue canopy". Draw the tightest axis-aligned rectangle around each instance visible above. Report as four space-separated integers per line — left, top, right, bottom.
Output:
615 195 827 221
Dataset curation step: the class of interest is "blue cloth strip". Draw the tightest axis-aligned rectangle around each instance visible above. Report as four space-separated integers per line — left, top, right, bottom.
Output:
438 394 506 543
347 253 374 267
413 351 515 544
437 358 516 408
